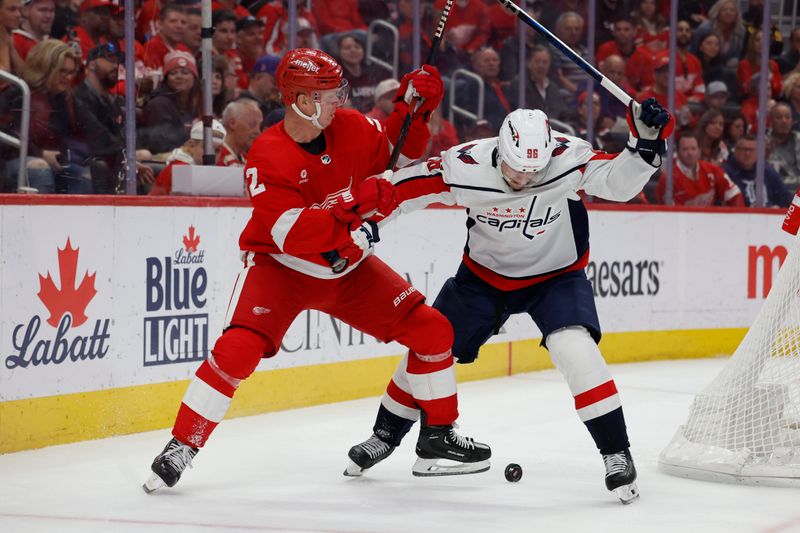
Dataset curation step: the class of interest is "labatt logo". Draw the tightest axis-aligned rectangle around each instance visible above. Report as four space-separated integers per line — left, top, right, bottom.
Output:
143 226 209 366
5 239 111 369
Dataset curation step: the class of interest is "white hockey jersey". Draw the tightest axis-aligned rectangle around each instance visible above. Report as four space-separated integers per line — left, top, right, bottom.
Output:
390 133 657 290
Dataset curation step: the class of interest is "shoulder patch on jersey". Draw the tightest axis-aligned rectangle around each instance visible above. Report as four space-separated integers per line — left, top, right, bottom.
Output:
552 137 570 157
457 144 479 165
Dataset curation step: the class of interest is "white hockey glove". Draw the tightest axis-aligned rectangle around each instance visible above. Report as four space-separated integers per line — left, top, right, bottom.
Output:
626 97 675 167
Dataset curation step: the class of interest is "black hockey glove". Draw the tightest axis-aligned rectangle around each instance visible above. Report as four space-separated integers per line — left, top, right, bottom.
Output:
626 97 675 167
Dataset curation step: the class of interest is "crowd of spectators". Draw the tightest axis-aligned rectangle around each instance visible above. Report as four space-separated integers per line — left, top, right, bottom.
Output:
0 0 797 204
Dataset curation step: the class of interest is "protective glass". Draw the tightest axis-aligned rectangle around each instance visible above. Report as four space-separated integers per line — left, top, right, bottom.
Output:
314 79 349 107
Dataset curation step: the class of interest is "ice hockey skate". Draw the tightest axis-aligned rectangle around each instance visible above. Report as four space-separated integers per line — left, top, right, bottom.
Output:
603 449 639 504
413 424 491 476
343 433 396 476
142 437 198 493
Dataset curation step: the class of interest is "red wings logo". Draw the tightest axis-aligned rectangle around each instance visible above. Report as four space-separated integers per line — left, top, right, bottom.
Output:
37 238 97 328
183 225 201 252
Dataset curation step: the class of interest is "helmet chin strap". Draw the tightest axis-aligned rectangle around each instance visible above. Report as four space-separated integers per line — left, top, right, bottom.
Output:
291 101 324 129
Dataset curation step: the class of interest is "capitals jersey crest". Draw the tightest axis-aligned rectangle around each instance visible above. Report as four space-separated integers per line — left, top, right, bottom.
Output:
456 144 479 165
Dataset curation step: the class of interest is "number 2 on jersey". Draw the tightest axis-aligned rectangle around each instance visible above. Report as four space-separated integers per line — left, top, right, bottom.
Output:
247 167 266 196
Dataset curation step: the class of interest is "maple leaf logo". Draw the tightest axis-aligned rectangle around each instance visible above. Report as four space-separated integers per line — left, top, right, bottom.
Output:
37 238 97 328
183 225 200 252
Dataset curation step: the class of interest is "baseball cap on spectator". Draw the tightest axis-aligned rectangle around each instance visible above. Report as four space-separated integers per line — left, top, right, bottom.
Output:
79 0 115 13
236 15 265 32
706 81 728 96
374 78 400 103
190 119 226 147
86 42 123 63
252 54 280 76
281 17 315 36
654 54 670 71
164 50 198 78
296 17 314 34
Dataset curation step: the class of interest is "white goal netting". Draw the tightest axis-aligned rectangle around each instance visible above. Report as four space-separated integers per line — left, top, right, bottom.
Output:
659 233 800 486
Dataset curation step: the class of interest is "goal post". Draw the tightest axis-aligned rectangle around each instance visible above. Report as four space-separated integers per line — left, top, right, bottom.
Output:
659 203 800 487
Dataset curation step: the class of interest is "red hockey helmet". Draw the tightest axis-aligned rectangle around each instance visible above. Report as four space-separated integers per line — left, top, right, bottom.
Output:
276 48 345 105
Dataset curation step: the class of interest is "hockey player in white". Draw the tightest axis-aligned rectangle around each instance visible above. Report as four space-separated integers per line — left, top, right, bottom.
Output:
343 98 674 504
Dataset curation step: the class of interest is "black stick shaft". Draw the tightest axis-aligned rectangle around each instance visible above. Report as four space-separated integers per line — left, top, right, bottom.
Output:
385 0 454 170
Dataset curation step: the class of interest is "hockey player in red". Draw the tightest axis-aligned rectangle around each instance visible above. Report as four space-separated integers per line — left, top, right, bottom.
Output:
344 99 674 503
143 48 491 493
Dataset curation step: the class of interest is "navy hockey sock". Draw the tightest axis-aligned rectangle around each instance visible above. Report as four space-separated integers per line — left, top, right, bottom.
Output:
584 407 630 455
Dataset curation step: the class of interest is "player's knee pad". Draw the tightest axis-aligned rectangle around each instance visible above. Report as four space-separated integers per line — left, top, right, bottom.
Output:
210 327 275 381
546 326 611 391
401 303 454 358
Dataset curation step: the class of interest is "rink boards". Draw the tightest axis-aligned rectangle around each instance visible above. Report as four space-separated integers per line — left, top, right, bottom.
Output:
0 197 792 453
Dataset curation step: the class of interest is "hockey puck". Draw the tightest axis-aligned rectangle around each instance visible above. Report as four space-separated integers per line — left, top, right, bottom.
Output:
504 463 522 482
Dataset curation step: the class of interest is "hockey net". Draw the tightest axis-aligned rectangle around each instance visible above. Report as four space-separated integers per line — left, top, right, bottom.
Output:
659 231 800 486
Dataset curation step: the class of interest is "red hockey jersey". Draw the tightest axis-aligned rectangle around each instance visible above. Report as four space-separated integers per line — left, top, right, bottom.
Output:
658 160 744 206
239 107 429 278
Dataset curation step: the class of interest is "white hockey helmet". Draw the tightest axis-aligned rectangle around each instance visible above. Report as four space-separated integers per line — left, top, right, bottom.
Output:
497 109 553 173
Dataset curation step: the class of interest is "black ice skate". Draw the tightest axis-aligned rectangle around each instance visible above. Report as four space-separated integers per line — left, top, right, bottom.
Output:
142 437 198 493
343 434 396 477
603 449 639 504
413 424 491 476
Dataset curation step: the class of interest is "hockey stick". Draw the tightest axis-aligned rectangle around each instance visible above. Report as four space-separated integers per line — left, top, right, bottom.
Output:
495 0 633 106
385 0 454 170
322 0 455 273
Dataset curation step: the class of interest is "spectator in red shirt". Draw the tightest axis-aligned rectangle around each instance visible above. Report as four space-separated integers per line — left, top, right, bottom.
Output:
311 0 364 36
658 130 744 206
741 73 776 134
737 28 782 100
13 0 54 61
638 54 692 128
135 0 163 42
142 3 189 73
365 77 399 123
485 1 517 50
258 0 317 56
68 0 113 60
631 0 668 48
232 15 263 89
435 0 489 55
217 99 262 167
596 17 637 63
150 118 226 195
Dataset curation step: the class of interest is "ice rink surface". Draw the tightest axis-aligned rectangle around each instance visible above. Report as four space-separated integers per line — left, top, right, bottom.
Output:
1 357 799 533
